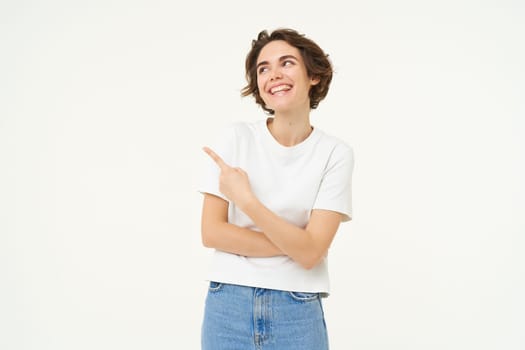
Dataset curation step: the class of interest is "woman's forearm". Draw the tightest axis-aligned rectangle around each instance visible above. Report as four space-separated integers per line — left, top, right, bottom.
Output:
202 221 284 257
239 198 341 269
240 199 316 265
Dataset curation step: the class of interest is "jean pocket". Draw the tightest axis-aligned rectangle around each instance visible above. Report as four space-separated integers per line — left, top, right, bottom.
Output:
208 281 223 292
288 291 320 302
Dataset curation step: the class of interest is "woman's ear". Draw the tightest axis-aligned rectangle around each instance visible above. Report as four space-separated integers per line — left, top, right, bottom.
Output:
310 76 320 86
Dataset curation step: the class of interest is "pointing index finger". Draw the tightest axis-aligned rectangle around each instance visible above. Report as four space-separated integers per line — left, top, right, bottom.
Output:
203 146 229 170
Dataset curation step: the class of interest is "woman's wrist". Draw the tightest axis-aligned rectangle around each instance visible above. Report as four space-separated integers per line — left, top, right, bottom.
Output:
237 192 259 213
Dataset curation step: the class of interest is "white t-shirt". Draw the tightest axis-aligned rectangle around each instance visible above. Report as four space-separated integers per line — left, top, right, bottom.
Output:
199 118 354 295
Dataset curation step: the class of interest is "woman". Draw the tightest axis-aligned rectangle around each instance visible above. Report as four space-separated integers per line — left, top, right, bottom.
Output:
199 28 354 350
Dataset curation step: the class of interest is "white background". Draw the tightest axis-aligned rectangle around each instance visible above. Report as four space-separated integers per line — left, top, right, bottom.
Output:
1 0 524 349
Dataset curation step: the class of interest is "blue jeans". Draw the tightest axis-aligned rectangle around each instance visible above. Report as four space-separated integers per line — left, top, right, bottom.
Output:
201 282 329 350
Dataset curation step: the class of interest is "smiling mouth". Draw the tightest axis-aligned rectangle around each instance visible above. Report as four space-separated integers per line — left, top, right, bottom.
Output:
270 84 292 94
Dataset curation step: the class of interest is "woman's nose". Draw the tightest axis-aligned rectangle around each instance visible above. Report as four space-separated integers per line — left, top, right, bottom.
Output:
269 67 282 80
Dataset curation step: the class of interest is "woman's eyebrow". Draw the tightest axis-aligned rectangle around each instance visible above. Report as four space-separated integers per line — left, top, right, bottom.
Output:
256 55 299 69
256 60 269 69
279 54 298 62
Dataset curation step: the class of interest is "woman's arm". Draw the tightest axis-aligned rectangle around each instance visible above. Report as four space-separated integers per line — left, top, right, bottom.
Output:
241 200 342 270
203 147 344 269
201 193 284 257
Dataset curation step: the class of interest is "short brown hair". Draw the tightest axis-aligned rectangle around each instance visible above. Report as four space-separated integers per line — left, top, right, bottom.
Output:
241 28 333 115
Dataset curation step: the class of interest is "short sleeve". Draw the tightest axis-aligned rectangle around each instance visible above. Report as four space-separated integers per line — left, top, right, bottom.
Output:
313 143 354 222
198 124 237 202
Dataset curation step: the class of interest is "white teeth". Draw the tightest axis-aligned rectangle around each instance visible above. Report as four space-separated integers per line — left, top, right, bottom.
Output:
270 85 292 94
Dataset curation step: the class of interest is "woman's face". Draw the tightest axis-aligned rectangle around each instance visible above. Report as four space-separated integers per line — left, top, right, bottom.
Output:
256 40 319 114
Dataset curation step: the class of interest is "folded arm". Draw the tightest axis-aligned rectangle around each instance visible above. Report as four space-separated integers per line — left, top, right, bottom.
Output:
240 199 342 269
201 193 284 257
202 147 344 269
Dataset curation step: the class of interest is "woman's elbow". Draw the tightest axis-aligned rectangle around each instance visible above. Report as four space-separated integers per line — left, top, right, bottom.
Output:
201 226 216 248
298 251 325 270
300 261 317 270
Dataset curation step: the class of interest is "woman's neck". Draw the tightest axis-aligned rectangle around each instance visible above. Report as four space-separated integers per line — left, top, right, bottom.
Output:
267 111 313 147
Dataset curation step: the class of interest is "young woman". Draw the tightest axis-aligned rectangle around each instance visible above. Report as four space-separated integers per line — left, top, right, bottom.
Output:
199 28 354 350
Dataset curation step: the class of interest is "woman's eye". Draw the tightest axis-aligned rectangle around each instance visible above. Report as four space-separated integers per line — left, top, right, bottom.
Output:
258 67 268 74
283 60 294 67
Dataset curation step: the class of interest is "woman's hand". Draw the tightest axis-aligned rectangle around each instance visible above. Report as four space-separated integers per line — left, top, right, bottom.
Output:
203 147 256 209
